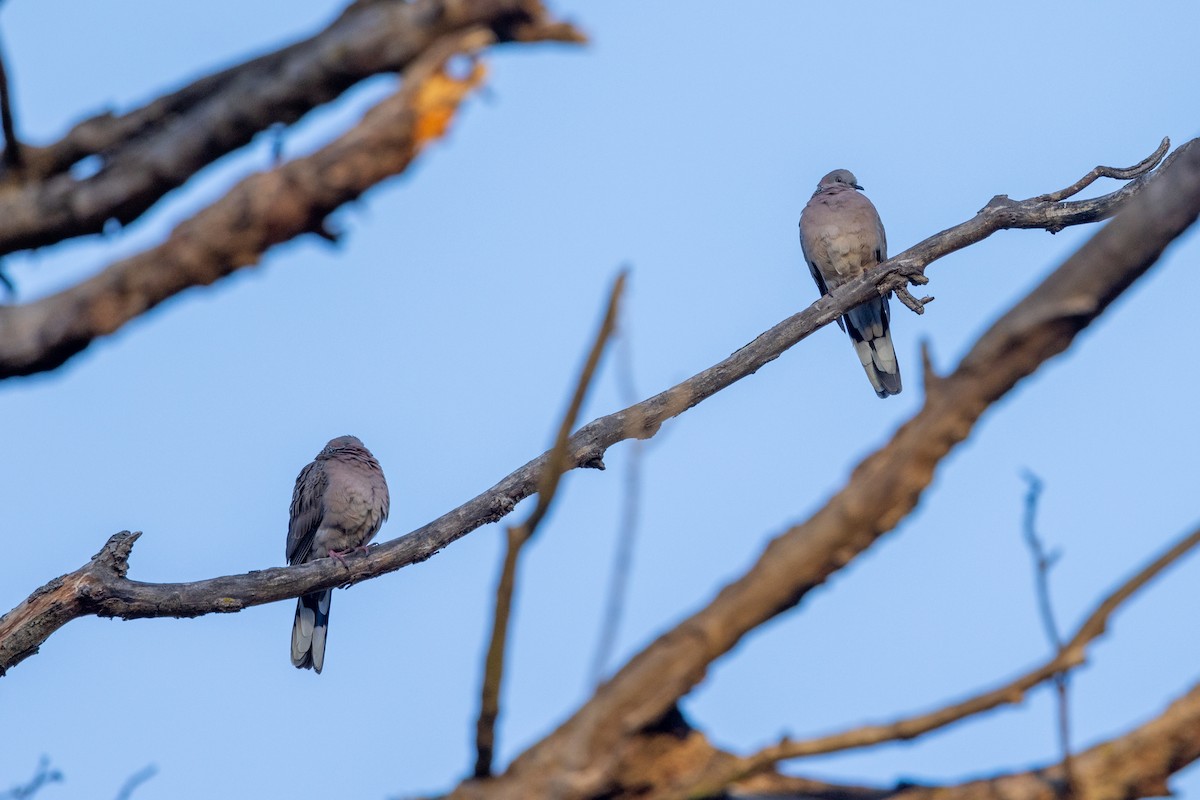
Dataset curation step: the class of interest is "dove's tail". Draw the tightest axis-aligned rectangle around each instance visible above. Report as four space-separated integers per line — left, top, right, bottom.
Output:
845 296 902 398
291 589 331 673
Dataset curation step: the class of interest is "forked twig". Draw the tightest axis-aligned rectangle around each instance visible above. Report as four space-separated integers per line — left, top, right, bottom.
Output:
1020 472 1074 798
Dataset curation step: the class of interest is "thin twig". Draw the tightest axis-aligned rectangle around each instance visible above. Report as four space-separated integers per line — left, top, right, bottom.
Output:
1038 137 1170 203
0 34 20 170
672 523 1200 800
1021 472 1074 799
112 764 157 800
1021 474 1063 646
473 271 627 778
590 322 645 686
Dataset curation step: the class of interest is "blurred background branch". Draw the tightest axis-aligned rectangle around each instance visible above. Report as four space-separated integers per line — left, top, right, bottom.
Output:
474 271 625 777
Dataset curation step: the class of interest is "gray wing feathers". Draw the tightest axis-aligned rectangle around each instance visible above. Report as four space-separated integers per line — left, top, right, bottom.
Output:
286 461 327 565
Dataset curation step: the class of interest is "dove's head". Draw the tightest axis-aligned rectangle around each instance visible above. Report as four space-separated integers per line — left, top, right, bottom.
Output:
815 169 862 194
320 435 366 456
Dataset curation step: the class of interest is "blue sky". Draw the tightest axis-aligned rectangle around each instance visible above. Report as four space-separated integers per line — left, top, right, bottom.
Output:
2 2 1198 798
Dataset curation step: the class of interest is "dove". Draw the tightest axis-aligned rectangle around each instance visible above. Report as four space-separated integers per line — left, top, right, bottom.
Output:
799 169 902 397
286 435 389 673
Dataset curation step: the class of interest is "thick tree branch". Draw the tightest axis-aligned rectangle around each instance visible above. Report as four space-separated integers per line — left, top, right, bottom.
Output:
444 138 1200 800
0 0 583 255
1 142 1194 679
0 127 1167 383
474 271 625 778
0 25 550 379
671 524 1200 799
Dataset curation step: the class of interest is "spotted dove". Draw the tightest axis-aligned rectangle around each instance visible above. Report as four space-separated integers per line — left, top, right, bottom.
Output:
286 435 389 673
799 169 902 397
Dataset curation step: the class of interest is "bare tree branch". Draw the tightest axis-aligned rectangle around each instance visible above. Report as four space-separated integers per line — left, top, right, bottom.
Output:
0 0 583 255
669 523 1200 799
0 23 568 379
474 271 626 778
444 138 1200 800
1020 473 1075 798
0 132 1167 383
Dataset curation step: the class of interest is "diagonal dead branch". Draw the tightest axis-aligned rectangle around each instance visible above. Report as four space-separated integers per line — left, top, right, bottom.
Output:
1 141 1196 682
0 0 584 255
0 26 526 379
0 100 1171 381
668 523 1200 799
473 271 625 778
0 136 1171 382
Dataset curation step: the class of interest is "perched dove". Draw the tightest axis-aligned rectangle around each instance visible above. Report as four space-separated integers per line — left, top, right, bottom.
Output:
286 435 390 673
799 169 902 398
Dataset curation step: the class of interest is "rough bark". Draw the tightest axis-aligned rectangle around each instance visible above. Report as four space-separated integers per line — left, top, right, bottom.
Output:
0 24 560 378
0 0 581 255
